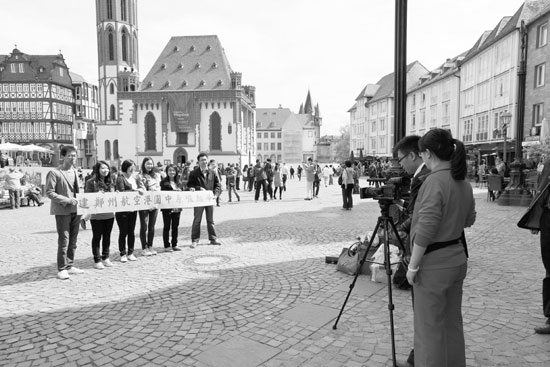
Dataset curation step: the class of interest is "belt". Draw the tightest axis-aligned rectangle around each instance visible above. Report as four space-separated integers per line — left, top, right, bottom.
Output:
424 237 462 255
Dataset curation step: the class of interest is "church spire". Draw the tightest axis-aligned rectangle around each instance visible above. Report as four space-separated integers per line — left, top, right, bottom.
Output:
304 90 313 114
298 103 304 114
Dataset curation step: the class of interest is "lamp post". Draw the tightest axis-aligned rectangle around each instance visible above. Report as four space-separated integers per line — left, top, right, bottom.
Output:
500 111 512 163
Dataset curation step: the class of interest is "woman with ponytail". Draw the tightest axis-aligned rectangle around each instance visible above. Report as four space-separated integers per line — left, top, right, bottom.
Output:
405 128 476 367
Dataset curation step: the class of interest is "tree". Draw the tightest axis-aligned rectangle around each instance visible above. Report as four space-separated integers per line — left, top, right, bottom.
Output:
333 125 350 162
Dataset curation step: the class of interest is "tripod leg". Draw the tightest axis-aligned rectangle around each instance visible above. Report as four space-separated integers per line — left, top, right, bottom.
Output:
332 217 382 330
388 218 406 255
382 218 397 366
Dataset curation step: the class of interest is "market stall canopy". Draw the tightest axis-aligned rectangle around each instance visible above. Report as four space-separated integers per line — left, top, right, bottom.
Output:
0 142 27 152
22 144 54 153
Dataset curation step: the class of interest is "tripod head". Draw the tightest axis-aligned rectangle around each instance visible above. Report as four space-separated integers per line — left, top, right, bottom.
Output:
377 198 395 218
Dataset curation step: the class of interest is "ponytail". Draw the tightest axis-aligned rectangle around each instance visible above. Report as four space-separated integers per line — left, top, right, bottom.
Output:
450 139 467 180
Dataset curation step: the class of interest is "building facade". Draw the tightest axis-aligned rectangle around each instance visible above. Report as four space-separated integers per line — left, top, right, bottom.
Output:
406 54 464 139
255 106 303 163
71 72 100 168
95 0 256 168
0 48 75 166
524 5 550 149
349 61 428 158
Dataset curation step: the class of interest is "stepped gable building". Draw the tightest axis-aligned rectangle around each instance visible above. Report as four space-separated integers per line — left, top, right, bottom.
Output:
349 61 428 158
0 47 74 166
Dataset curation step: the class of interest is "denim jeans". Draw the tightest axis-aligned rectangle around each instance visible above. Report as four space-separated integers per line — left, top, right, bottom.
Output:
116 211 137 256
192 205 216 242
139 209 158 249
254 179 268 201
56 213 81 271
9 189 20 208
90 218 114 263
162 209 181 248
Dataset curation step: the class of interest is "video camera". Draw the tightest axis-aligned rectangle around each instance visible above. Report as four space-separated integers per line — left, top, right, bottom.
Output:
359 176 411 202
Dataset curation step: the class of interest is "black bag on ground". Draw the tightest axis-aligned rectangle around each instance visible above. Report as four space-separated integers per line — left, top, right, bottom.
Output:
393 255 411 290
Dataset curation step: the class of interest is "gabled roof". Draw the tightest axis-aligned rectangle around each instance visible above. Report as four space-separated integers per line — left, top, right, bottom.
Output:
463 0 550 63
255 108 292 129
69 71 86 84
355 84 380 101
140 35 234 91
408 51 468 93
365 61 428 104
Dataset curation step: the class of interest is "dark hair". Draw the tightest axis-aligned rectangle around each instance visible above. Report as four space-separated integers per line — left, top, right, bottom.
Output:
394 135 421 157
141 157 154 175
120 159 135 173
60 145 77 157
92 160 112 190
164 164 180 182
197 152 208 161
345 160 352 167
418 128 467 180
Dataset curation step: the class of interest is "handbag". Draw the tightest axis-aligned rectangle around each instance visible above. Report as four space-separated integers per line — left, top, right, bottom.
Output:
336 241 360 275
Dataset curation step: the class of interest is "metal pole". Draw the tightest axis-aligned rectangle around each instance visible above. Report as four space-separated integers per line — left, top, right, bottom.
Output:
516 20 528 162
394 0 407 150
503 128 507 163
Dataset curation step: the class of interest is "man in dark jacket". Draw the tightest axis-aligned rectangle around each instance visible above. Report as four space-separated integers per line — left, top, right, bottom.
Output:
253 159 268 202
187 152 222 248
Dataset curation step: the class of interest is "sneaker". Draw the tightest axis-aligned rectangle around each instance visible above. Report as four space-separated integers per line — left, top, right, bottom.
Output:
191 241 198 249
94 262 105 270
120 255 128 263
164 247 173 253
210 240 222 246
57 270 70 280
143 249 152 256
103 259 113 267
128 254 137 261
172 246 182 251
149 248 157 255
68 267 85 275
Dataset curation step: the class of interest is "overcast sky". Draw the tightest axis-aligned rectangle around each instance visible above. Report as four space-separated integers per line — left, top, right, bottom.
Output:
1 0 526 135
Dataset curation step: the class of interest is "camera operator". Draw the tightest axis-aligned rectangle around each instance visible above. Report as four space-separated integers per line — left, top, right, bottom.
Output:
393 135 429 367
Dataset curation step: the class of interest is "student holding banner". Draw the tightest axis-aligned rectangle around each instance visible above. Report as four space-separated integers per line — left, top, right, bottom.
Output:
115 160 142 263
160 164 183 252
85 161 116 270
137 157 161 256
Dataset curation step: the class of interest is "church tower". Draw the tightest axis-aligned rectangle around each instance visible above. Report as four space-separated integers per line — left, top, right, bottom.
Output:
96 0 139 124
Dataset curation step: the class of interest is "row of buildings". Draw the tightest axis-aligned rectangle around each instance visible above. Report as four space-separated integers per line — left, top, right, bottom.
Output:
0 0 328 168
349 0 550 164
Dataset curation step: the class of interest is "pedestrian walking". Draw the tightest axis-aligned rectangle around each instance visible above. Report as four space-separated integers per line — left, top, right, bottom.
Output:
137 157 160 256
226 164 240 202
302 159 315 200
115 159 142 263
273 162 284 200
160 164 183 252
45 145 84 280
281 163 289 191
341 161 354 210
253 159 268 202
289 165 295 180
187 152 222 248
84 161 115 270
5 167 23 209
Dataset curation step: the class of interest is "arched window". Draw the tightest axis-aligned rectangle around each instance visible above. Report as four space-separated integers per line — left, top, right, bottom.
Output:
113 140 119 159
121 29 128 62
109 83 114 94
121 0 127 21
104 140 111 160
210 112 222 150
106 0 113 19
145 112 157 151
108 30 114 61
109 104 116 120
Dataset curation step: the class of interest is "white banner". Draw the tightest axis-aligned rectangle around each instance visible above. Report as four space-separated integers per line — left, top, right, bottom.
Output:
76 191 216 215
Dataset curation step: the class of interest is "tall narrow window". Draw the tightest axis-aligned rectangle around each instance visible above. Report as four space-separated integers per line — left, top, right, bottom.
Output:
121 29 128 62
113 139 119 159
538 22 548 48
533 103 544 126
210 112 222 150
145 112 157 151
109 104 116 120
104 140 111 160
108 30 114 61
121 0 127 21
109 83 115 94
535 63 546 87
106 0 113 19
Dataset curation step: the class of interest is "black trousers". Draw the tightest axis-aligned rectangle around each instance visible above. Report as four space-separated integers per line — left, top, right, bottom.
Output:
116 211 137 256
255 179 268 201
341 184 353 209
90 218 115 263
313 181 320 196
162 209 181 248
540 209 550 317
267 180 273 199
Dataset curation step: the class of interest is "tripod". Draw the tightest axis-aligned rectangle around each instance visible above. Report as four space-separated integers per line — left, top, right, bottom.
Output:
333 198 406 367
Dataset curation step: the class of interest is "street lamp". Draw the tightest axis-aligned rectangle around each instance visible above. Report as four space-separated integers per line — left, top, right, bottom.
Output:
494 111 512 163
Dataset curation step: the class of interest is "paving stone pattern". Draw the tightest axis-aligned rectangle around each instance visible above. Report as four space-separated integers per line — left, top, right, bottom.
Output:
0 179 548 366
